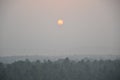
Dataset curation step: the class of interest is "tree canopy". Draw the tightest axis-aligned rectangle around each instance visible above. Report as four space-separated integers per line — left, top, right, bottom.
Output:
0 58 120 80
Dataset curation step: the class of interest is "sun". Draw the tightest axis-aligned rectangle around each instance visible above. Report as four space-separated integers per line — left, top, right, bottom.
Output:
57 19 64 25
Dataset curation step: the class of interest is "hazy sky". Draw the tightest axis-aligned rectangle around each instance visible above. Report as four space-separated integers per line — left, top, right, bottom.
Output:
0 0 120 56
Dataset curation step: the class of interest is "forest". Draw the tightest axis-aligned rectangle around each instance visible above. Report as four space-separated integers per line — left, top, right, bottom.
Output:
0 57 120 80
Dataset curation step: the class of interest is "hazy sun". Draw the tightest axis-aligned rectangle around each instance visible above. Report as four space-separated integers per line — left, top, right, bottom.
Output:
57 19 64 25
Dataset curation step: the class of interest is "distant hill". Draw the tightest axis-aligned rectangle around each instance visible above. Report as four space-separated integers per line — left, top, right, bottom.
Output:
0 55 120 63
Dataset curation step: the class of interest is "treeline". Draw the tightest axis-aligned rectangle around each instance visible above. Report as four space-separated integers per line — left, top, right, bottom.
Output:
0 58 120 80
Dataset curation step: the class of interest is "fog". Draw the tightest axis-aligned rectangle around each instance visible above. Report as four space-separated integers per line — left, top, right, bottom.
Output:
0 0 120 56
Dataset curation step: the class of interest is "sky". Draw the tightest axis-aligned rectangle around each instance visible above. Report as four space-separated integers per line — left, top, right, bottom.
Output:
0 0 120 56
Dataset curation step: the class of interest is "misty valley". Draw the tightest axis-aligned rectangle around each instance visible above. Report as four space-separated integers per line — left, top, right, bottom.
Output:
1 0 120 80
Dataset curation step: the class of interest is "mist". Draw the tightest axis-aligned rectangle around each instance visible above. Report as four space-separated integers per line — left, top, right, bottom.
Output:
0 0 120 56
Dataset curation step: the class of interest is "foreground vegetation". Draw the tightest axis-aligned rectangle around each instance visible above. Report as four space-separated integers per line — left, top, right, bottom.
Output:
0 58 120 80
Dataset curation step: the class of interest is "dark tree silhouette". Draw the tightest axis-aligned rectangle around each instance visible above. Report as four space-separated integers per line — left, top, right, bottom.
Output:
0 58 120 80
